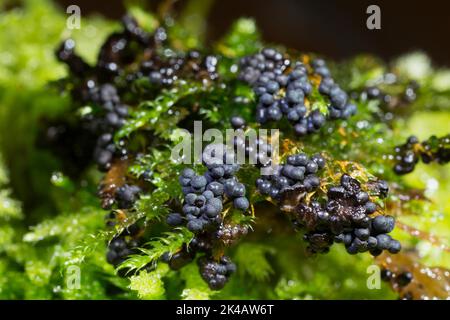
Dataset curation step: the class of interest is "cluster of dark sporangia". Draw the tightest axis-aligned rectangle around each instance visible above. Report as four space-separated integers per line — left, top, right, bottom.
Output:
168 145 249 233
55 15 152 171
256 152 326 199
164 144 249 289
162 243 236 290
230 116 273 167
57 40 130 172
238 48 356 135
256 153 400 256
103 193 145 273
360 77 419 116
117 17 219 86
393 136 421 174
56 15 224 271
87 85 130 172
294 174 400 256
139 50 219 87
394 134 450 175
381 269 413 287
314 59 357 121
56 15 219 172
105 224 142 271
115 184 143 209
106 236 140 268
198 256 236 290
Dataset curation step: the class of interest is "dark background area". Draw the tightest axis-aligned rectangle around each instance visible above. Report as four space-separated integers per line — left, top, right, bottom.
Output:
57 0 450 66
